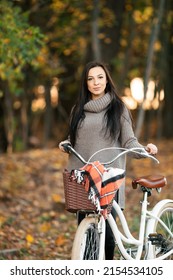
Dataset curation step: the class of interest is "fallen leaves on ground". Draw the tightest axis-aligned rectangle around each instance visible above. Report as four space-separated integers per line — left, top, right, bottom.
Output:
0 149 76 260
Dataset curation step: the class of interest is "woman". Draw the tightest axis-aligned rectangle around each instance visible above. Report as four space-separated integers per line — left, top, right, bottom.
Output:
59 61 158 259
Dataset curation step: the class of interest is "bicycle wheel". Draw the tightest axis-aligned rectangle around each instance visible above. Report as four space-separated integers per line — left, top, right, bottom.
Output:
71 216 105 260
146 200 173 259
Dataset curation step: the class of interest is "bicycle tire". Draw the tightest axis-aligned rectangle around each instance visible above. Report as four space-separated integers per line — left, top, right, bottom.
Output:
71 216 105 260
146 200 173 259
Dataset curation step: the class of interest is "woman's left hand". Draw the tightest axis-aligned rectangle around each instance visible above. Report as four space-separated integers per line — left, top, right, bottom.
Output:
146 143 158 155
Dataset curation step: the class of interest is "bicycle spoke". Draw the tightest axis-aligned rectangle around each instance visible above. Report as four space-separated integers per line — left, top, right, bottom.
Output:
81 225 99 259
153 206 173 259
71 217 103 260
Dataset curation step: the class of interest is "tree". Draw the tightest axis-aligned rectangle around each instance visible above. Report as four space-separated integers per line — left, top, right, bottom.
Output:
162 0 173 137
0 0 173 153
0 1 45 152
135 0 165 138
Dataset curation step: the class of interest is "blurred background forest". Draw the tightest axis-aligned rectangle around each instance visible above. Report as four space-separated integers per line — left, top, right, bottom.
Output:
0 0 173 153
0 0 173 260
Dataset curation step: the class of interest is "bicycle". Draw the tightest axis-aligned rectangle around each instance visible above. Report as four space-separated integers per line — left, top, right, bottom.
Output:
62 144 173 260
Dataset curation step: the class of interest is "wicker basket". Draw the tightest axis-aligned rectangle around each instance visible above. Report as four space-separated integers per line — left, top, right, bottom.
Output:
63 170 96 213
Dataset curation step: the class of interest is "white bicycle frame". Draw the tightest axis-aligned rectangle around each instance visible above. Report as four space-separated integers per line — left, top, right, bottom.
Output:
97 196 173 260
63 144 173 260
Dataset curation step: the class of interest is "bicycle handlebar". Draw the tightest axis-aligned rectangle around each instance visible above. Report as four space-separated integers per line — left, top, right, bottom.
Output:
63 143 87 163
62 143 159 166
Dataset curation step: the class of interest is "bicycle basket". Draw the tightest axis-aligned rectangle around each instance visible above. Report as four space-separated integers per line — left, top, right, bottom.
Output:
63 170 96 213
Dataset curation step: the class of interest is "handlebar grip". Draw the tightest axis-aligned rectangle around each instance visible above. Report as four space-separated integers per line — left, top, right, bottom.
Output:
62 143 72 153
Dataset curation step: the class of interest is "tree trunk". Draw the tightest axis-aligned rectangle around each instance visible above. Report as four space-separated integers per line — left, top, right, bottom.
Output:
44 82 52 146
21 97 28 150
162 0 173 137
3 81 14 153
0 92 7 152
118 13 135 90
91 0 101 60
100 0 125 65
135 0 165 138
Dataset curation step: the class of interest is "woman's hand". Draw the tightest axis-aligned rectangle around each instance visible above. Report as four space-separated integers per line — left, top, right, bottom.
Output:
59 140 71 152
145 143 158 155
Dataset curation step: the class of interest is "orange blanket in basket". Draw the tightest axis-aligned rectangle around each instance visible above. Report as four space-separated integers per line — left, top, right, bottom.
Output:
78 161 125 217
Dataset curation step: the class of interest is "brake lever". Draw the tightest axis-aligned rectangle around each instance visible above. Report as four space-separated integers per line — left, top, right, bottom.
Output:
139 148 159 164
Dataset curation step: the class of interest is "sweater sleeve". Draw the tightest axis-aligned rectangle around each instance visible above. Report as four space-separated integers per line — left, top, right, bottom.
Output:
120 106 144 151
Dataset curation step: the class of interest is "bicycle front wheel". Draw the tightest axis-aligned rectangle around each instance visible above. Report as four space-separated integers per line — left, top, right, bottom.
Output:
147 200 173 259
71 215 105 260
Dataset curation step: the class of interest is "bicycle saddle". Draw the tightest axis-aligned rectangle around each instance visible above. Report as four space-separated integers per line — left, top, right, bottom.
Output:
132 175 167 189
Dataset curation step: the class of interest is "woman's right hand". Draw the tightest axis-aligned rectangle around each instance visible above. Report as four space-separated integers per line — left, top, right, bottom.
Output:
145 143 158 155
58 140 71 152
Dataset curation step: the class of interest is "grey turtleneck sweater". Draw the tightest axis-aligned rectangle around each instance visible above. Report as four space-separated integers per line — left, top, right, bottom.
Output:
66 93 144 209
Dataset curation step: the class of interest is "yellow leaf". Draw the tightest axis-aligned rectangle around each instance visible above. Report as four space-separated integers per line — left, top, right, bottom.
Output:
26 234 34 243
55 235 66 246
3 38 10 44
52 194 62 203
40 222 51 233
0 215 6 227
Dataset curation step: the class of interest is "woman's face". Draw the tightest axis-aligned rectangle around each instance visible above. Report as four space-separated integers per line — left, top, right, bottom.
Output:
87 66 107 100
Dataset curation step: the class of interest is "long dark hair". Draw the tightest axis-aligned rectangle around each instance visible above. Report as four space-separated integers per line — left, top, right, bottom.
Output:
69 61 125 147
